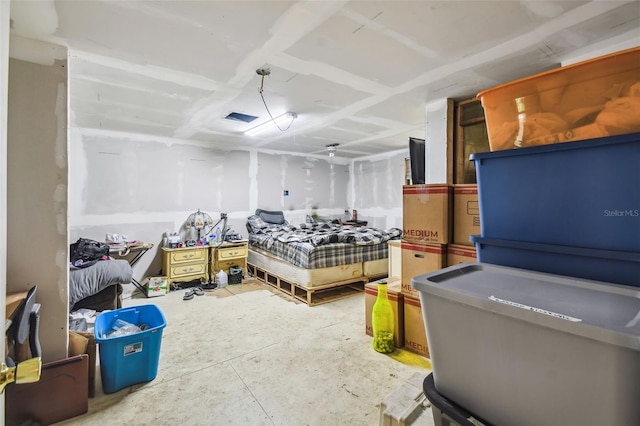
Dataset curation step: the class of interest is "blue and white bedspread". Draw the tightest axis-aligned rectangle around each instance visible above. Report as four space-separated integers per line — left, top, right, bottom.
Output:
247 215 402 269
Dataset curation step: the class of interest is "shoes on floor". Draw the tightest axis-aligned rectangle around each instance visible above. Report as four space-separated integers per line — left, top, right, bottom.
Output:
183 287 204 300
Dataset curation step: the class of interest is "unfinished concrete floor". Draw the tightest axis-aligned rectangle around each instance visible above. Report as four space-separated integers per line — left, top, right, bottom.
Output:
57 280 434 425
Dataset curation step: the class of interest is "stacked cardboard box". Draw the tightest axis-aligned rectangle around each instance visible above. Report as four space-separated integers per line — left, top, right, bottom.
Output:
402 184 452 245
400 241 446 299
400 184 452 358
363 184 480 358
447 244 477 267
453 184 480 246
403 295 429 358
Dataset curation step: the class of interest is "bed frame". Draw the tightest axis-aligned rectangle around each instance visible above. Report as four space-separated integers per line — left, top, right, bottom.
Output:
247 247 388 306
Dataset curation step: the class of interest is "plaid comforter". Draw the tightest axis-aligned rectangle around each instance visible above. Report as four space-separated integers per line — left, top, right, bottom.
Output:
247 215 402 269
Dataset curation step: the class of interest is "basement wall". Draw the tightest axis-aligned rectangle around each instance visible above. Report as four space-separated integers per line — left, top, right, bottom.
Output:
68 128 360 286
349 150 407 230
7 57 68 361
68 127 410 287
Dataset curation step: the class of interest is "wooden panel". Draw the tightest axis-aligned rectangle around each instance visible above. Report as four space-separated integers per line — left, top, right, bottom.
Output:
248 263 366 306
217 245 248 260
454 98 490 184
170 263 207 278
169 248 206 264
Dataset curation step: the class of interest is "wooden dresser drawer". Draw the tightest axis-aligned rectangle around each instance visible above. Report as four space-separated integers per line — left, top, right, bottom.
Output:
214 258 244 272
169 262 207 278
169 248 207 264
216 245 248 260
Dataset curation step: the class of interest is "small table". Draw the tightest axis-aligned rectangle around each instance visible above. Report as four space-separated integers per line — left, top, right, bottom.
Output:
162 246 209 290
109 242 154 293
209 240 248 282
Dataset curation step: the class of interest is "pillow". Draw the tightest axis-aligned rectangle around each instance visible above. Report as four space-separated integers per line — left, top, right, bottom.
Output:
247 215 270 233
255 209 286 225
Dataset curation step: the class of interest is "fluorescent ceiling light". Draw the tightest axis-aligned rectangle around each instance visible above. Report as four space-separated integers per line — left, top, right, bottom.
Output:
244 112 297 136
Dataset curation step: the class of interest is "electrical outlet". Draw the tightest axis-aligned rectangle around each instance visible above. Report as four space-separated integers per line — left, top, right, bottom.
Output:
284 190 289 196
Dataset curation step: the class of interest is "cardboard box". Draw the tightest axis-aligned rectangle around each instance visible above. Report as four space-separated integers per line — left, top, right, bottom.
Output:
70 330 97 398
144 276 167 297
402 184 452 244
388 240 402 279
447 244 477 267
453 184 480 246
403 295 429 358
401 241 446 299
365 277 404 348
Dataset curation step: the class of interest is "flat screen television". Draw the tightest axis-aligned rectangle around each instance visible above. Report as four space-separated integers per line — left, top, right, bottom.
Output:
409 137 425 184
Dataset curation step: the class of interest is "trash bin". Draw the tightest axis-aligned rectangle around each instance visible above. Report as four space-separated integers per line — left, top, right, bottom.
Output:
94 304 167 394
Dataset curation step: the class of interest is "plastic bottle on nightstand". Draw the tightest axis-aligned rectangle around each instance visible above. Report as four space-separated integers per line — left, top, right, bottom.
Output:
372 280 395 354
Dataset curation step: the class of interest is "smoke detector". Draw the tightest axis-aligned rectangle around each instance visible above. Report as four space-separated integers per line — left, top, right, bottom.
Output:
326 143 339 158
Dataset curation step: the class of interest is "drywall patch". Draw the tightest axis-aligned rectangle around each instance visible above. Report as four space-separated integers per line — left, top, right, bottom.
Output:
280 155 289 207
249 150 259 213
55 80 66 168
53 183 67 235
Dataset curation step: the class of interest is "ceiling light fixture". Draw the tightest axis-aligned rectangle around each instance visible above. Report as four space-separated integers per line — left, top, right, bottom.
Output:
326 143 339 168
248 67 298 136
245 112 298 136
326 143 339 157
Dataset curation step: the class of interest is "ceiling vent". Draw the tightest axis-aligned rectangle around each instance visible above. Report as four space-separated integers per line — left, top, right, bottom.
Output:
225 112 258 123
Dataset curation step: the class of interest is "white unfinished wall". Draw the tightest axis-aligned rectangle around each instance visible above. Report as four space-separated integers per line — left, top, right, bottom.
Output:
349 149 408 230
68 128 351 286
7 57 68 362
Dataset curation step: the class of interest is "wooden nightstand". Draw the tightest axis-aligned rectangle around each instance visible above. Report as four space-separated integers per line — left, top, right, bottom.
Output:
161 246 208 290
210 240 248 281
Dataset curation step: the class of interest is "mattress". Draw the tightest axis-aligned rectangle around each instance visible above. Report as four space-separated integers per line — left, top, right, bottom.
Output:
249 238 390 269
246 214 400 280
249 247 390 288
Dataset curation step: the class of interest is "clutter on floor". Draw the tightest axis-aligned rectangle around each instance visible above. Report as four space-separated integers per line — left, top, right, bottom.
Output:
379 372 432 426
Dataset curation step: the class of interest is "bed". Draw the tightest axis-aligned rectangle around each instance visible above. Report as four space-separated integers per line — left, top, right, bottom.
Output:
69 259 133 311
246 210 402 305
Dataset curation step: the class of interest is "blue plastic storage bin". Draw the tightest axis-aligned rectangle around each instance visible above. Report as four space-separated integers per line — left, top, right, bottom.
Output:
470 132 640 252
95 304 167 394
470 235 640 287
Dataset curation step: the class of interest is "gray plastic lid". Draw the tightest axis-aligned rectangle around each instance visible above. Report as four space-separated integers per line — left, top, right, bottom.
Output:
412 263 640 350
